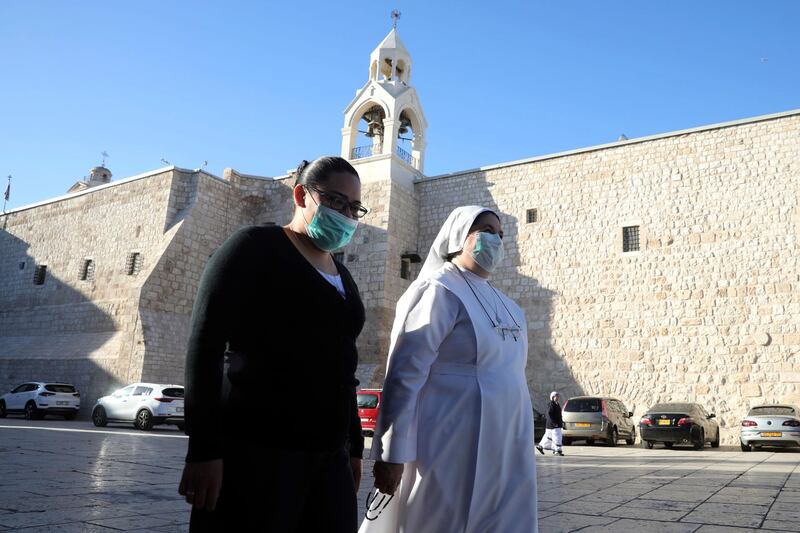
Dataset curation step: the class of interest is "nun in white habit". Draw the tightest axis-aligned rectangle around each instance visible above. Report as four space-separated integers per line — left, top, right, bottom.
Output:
360 206 538 533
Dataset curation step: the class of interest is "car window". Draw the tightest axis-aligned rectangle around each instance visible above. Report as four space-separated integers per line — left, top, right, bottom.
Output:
650 403 694 413
133 386 152 396
617 401 629 414
119 386 135 397
564 398 601 412
357 393 379 409
749 406 796 417
45 384 76 393
161 387 184 398
11 384 29 393
25 384 40 392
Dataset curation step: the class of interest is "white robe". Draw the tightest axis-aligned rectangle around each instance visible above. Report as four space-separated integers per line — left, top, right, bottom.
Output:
360 262 538 533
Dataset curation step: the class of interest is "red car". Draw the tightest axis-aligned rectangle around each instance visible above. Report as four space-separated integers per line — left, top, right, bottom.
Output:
357 389 382 436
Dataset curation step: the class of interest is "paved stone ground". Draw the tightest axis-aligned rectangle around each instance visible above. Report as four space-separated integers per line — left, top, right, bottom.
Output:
1 419 799 531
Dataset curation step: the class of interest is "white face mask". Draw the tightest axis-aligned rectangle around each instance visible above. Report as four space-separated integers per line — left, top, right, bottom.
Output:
470 231 504 272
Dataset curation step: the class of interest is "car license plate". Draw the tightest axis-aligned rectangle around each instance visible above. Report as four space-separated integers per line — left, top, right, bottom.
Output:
57 401 69 406
657 419 671 426
175 407 183 413
761 432 782 437
575 422 591 428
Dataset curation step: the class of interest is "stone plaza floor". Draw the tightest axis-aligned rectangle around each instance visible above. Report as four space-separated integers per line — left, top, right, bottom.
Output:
0 418 799 532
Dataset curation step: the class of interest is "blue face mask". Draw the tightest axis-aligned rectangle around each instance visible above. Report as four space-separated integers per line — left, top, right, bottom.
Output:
305 204 358 252
471 231 504 272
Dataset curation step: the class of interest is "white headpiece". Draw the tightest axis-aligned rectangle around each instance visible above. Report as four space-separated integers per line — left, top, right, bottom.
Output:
550 391 559 400
418 206 496 281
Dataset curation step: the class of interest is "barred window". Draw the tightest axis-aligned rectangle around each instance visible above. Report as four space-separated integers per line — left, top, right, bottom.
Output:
623 226 640 252
526 208 539 224
33 265 47 285
126 252 143 275
79 259 95 281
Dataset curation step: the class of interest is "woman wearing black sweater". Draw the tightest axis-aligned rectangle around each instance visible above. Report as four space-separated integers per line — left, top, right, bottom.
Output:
179 156 368 532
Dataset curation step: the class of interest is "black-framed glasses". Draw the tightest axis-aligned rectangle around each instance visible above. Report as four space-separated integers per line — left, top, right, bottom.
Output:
306 185 369 220
364 490 394 521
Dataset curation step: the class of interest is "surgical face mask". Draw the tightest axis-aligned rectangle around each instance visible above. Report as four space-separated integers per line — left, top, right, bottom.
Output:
470 231 504 272
305 204 358 252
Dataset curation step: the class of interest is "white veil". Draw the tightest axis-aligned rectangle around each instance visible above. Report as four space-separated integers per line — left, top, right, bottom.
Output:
417 205 497 281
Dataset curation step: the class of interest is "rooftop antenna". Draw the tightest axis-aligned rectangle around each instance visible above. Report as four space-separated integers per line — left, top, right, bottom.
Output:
391 9 401 29
160 158 171 166
201 160 208 170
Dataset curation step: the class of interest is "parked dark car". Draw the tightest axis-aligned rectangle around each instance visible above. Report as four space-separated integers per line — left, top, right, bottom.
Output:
533 408 546 443
640 402 720 450
562 396 636 446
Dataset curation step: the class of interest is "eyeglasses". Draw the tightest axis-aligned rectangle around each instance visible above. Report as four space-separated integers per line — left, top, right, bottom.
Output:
306 185 369 220
364 490 394 521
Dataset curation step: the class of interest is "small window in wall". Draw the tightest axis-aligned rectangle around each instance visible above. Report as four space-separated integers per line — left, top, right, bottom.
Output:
623 226 640 252
526 208 539 224
126 252 143 275
19 261 25 270
33 265 47 285
79 259 95 281
333 252 345 263
400 259 411 280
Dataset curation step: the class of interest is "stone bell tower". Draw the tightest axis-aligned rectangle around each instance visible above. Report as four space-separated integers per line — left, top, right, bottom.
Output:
342 16 428 384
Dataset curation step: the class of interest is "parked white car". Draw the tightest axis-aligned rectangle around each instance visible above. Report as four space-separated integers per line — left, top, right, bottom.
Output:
741 404 800 451
92 383 184 431
0 382 81 420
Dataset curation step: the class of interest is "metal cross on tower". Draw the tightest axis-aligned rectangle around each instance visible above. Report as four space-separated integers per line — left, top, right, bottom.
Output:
391 10 401 29
100 151 109 166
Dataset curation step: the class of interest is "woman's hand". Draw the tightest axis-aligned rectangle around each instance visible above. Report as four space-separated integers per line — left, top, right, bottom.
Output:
179 459 223 512
373 461 404 495
351 457 362 491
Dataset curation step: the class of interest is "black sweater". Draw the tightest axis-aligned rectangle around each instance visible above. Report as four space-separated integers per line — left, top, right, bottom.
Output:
546 400 563 429
184 225 366 462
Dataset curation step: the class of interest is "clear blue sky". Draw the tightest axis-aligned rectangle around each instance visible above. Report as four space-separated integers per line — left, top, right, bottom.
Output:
2 1 798 209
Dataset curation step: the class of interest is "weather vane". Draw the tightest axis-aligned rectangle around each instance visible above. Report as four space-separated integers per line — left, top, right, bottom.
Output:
391 9 401 29
100 151 109 166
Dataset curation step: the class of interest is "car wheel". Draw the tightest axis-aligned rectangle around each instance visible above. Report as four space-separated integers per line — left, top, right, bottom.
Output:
92 406 108 427
24 401 39 420
664 442 673 449
625 429 636 446
693 429 705 450
740 441 752 452
641 440 654 449
0 400 6 418
711 430 721 448
607 427 619 447
64 412 77 421
135 409 153 431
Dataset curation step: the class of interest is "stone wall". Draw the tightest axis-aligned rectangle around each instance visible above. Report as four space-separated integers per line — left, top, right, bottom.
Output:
414 112 800 443
0 170 178 409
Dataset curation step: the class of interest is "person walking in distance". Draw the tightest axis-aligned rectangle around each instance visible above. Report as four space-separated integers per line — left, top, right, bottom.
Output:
537 391 564 456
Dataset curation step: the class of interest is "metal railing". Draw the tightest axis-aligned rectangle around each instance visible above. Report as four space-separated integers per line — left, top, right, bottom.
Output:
351 144 382 160
396 146 417 167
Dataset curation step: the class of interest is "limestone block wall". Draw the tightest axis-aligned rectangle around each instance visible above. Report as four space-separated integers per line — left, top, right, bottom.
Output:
415 112 800 443
0 169 177 408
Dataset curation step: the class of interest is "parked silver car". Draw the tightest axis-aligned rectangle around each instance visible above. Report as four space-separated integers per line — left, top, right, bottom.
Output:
740 404 800 451
562 396 636 446
92 383 184 431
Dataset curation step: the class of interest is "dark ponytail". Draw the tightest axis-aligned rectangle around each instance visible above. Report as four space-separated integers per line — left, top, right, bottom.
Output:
294 156 359 188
